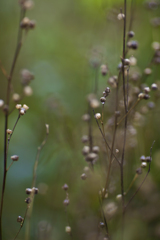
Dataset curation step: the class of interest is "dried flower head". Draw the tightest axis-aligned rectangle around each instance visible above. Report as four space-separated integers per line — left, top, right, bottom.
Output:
62 184 69 191
17 216 24 223
95 113 101 119
11 155 19 161
16 104 22 110
0 99 4 108
81 173 87 180
6 129 12 134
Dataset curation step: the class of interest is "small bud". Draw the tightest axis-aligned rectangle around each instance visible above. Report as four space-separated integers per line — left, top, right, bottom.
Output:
0 99 4 108
85 152 98 162
115 111 120 117
117 13 125 20
141 162 147 168
145 156 152 162
19 0 34 10
6 129 12 134
95 113 101 119
144 87 150 94
90 99 100 108
116 194 122 201
23 86 33 96
21 69 34 85
29 20 36 29
20 17 30 28
127 40 138 50
12 93 20 102
144 68 152 75
23 104 29 111
81 135 89 143
152 41 160 50
147 101 155 109
138 93 145 100
143 94 150 100
16 104 22 109
140 155 146 162
11 155 19 161
99 222 105 228
17 216 24 223
62 184 69 191
20 108 26 115
63 199 70 206
101 64 108 76
136 168 142 175
81 173 87 180
128 31 135 38
32 187 39 194
25 197 31 204
65 226 71 234
116 149 119 153
82 146 90 156
26 188 32 195
100 97 106 103
92 146 100 153
124 59 130 65
151 83 158 90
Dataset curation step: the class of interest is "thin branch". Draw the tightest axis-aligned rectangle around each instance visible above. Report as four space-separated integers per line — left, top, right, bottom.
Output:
124 140 155 211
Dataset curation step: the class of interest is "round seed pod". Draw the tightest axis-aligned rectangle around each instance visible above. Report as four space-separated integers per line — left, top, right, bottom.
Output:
62 184 69 191
136 168 142 175
151 83 158 90
0 99 4 108
82 114 90 121
144 87 150 94
11 155 19 161
92 146 100 153
140 155 146 162
26 188 32 195
124 59 130 65
141 162 147 168
145 156 152 162
63 199 70 206
25 197 31 204
99 222 105 228
65 226 71 234
95 113 101 119
101 64 108 76
82 146 90 156
85 152 97 162
143 94 150 100
81 173 87 180
138 93 145 100
17 216 24 223
100 97 106 103
144 68 152 75
81 135 89 143
128 31 135 38
105 87 111 94
6 129 12 134
32 187 39 194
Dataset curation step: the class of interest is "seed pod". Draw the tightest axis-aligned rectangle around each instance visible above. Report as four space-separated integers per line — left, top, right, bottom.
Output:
25 197 31 204
128 31 135 38
140 155 146 162
144 87 150 94
141 162 147 168
95 113 101 119
116 194 122 201
65 226 71 233
23 104 29 111
17 216 24 223
143 94 150 100
145 156 152 162
20 17 30 28
26 188 32 195
105 87 111 94
100 97 106 103
92 146 100 153
124 59 130 65
151 83 158 90
81 135 89 143
20 108 26 115
0 99 4 108
117 13 125 20
136 168 142 175
11 155 19 161
82 146 90 156
144 68 152 75
32 187 39 194
99 222 105 228
138 93 145 100
63 199 70 206
100 64 108 76
81 173 87 180
85 152 97 162
62 184 69 191
82 114 90 121
6 129 12 134
16 104 22 109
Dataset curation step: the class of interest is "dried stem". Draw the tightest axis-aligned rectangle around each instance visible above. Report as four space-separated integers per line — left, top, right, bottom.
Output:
25 124 49 240
0 8 25 240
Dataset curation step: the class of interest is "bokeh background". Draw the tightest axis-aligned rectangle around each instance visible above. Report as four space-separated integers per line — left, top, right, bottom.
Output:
0 0 160 239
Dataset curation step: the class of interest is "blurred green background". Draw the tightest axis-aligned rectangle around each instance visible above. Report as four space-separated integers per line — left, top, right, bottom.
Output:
0 0 160 239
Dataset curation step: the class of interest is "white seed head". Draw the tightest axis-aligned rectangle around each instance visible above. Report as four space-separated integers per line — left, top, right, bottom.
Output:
144 87 150 94
82 146 90 156
23 86 33 96
151 83 158 90
116 149 119 153
129 56 137 66
23 104 29 111
45 124 49 134
81 173 87 180
23 0 34 10
65 226 71 233
6 129 12 134
92 146 100 153
117 13 125 20
20 108 26 115
0 99 4 108
11 155 19 161
141 162 147 168
16 104 22 110
95 113 101 119
116 194 122 201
